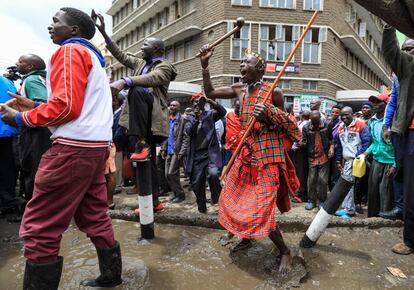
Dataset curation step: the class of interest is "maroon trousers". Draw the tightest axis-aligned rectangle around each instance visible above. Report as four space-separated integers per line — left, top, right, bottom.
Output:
19 144 116 264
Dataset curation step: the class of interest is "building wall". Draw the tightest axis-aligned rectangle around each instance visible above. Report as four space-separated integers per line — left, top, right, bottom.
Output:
108 0 390 109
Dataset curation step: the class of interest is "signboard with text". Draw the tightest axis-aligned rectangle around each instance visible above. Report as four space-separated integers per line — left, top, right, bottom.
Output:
266 63 300 74
293 95 337 115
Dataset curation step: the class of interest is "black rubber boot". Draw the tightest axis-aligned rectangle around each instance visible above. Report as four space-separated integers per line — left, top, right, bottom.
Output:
23 256 63 290
81 241 122 288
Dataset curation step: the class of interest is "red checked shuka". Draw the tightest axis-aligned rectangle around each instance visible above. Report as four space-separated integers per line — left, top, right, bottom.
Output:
218 82 299 239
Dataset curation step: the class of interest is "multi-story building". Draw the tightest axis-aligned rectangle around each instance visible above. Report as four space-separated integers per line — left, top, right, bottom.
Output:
107 0 391 113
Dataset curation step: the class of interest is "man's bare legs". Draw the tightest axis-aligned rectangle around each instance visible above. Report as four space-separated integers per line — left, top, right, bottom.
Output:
269 228 292 275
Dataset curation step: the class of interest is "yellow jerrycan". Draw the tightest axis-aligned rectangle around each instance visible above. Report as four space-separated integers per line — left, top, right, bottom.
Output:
352 155 366 178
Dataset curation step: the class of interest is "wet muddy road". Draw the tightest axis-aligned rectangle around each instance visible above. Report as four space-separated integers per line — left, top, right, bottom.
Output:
1 218 413 289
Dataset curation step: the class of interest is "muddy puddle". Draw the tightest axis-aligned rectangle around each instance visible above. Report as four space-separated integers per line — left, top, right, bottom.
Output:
1 219 413 289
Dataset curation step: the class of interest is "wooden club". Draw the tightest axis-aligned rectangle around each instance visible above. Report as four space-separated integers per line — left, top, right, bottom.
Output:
221 10 319 180
195 17 245 57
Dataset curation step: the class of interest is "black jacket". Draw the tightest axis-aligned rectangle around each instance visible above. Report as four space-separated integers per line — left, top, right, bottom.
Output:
301 121 332 159
383 26 414 135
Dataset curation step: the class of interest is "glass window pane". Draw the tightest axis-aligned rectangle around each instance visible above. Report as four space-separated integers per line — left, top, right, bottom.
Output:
261 25 269 40
303 43 310 62
241 26 249 39
285 42 293 60
232 39 241 59
260 41 268 58
311 43 319 63
276 42 284 61
305 30 312 43
268 43 276 60
241 39 249 52
184 41 192 59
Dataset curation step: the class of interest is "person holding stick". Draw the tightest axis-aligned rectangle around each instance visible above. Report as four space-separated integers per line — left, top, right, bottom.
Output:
199 46 299 275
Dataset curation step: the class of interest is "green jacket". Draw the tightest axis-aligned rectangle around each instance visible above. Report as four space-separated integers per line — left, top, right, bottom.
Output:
106 42 177 138
366 115 396 166
354 0 414 39
21 70 47 102
382 26 414 135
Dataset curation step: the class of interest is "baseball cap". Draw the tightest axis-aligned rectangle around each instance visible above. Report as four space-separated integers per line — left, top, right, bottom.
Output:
369 93 390 104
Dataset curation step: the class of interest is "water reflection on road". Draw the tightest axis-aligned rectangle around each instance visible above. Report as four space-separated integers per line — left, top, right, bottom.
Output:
0 219 413 289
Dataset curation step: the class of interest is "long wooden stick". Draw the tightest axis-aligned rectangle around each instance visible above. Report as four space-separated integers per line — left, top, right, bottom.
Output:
221 10 319 180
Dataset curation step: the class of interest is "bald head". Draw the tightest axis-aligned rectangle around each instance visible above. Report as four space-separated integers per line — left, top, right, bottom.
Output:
169 100 180 115
141 37 165 61
403 38 414 56
310 110 321 126
272 87 284 109
341 106 354 126
16 54 46 74
301 110 311 120
148 37 165 51
310 99 321 111
342 106 353 114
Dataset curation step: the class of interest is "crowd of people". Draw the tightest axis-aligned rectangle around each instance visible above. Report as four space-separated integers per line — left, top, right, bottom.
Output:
0 3 414 289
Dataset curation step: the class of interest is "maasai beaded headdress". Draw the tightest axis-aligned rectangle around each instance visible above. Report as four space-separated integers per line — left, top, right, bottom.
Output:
244 48 265 68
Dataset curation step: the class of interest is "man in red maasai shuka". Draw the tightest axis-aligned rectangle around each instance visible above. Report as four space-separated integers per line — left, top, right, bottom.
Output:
198 46 300 275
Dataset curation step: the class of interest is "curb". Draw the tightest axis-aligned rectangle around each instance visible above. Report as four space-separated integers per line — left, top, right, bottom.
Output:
109 209 404 232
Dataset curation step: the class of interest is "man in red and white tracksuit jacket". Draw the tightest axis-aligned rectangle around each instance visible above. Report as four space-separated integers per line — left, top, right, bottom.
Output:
0 7 122 289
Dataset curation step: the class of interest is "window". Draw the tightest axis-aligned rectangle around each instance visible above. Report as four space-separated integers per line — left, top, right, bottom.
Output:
302 27 326 64
165 46 174 62
149 18 157 34
232 0 251 6
303 80 317 90
172 1 180 19
136 27 140 41
260 0 295 9
184 39 192 59
168 38 193 62
113 14 118 26
345 4 356 24
128 1 133 13
260 24 299 61
181 0 194 15
233 76 242 84
263 78 291 89
174 43 185 62
133 0 141 9
157 11 168 29
230 22 250 59
304 0 323 10
130 31 135 45
279 79 291 89
144 21 150 36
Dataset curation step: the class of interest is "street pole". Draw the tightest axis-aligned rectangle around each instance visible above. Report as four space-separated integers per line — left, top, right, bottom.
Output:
135 160 155 239
300 177 354 248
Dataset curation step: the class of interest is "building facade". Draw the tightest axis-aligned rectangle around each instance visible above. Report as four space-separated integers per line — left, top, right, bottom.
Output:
107 0 391 113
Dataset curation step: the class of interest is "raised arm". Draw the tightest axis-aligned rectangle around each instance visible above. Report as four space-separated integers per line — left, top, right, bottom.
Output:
382 26 414 78
92 10 137 70
207 98 227 122
199 45 236 100
353 0 414 39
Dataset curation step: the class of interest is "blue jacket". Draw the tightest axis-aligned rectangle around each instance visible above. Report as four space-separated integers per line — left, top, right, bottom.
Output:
0 76 18 138
335 119 371 161
384 76 399 129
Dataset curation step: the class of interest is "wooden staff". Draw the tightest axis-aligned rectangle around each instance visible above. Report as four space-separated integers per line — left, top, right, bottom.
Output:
195 17 245 57
221 10 319 180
